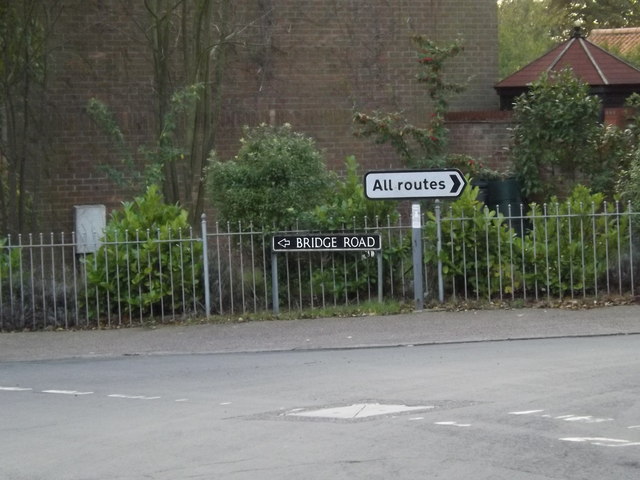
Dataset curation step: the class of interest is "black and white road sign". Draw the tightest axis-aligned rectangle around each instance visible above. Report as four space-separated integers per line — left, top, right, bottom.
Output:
272 233 381 252
364 169 467 200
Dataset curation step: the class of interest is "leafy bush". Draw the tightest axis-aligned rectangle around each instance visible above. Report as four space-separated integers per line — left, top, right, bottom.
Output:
512 68 602 200
85 185 203 319
0 238 24 328
207 124 333 229
307 156 398 229
304 156 405 301
523 185 629 297
617 94 640 213
426 182 632 301
424 181 520 300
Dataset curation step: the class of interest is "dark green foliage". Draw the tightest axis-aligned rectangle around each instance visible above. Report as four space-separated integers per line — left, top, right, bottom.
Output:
0 238 24 316
307 156 398 230
85 185 203 318
523 185 629 297
424 182 520 300
427 183 631 300
512 69 602 201
207 124 333 229
617 94 640 214
304 156 405 301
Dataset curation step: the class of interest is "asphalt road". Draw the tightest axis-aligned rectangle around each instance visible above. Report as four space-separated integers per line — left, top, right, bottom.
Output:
1 306 640 479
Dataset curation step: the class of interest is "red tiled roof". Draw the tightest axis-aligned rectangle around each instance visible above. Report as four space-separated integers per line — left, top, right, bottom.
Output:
589 27 640 55
496 31 640 88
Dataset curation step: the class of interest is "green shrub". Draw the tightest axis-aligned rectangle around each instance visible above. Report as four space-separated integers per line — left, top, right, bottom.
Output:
307 156 398 229
0 238 23 327
523 185 629 297
511 68 602 200
207 124 333 229
424 181 520 300
85 185 203 319
304 156 406 302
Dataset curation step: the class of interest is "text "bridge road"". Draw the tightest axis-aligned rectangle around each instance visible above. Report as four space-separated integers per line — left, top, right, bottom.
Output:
272 233 381 252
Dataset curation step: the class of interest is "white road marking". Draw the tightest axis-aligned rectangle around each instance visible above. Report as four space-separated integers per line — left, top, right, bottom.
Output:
561 437 640 448
42 390 93 395
175 398 189 402
435 421 471 427
0 386 32 391
509 410 612 424
628 425 640 429
556 415 612 423
108 394 161 400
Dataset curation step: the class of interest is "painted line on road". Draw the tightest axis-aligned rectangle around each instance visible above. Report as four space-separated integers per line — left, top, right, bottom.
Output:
509 410 613 424
561 437 640 448
108 394 161 400
0 386 32 391
42 390 94 395
435 421 471 427
557 415 613 423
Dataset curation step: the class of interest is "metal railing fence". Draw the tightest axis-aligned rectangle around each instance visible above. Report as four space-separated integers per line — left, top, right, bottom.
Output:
430 201 638 303
1 202 638 330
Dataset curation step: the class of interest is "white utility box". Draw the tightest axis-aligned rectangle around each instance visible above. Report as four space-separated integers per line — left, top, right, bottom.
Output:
74 204 106 254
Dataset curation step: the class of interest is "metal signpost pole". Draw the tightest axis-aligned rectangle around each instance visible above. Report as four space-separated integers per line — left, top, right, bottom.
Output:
435 200 444 303
377 251 383 303
271 252 279 314
270 233 382 314
200 214 211 317
412 203 424 310
363 168 466 310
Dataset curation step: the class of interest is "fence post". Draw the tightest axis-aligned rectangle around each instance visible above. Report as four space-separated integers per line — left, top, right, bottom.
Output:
201 214 211 317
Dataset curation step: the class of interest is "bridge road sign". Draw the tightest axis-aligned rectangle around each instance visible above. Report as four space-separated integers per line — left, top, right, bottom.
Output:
270 233 383 314
272 233 381 252
364 169 466 200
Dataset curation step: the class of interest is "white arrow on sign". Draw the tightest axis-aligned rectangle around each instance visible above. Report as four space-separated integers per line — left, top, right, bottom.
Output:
364 169 467 200
277 238 291 249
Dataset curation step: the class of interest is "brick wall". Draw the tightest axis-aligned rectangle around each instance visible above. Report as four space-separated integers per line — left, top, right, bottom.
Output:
446 111 514 171
44 1 155 230
36 0 500 232
214 0 501 170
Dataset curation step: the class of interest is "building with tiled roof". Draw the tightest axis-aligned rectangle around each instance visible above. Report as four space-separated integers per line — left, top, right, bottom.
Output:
495 27 640 110
589 27 640 55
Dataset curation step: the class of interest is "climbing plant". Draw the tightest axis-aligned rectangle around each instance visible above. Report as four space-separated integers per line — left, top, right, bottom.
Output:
353 35 465 169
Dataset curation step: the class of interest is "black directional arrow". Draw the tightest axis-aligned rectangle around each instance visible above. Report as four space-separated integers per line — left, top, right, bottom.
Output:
450 174 462 194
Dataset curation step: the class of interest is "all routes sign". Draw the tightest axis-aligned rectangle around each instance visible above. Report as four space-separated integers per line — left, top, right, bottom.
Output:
364 169 467 200
272 233 381 252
